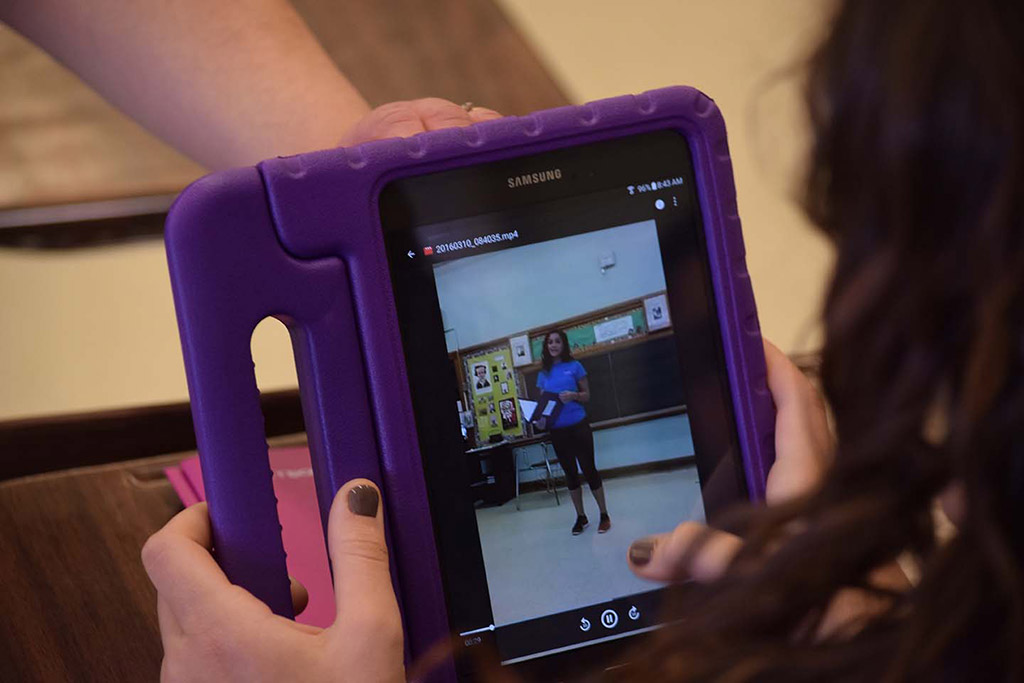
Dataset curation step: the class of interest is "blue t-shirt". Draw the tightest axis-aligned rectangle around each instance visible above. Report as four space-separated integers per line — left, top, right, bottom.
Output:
536 360 587 429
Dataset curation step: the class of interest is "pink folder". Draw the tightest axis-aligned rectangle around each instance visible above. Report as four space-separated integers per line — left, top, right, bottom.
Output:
164 465 201 507
165 447 335 628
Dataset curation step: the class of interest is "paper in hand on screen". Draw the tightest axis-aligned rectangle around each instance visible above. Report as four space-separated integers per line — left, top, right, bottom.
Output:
529 392 564 426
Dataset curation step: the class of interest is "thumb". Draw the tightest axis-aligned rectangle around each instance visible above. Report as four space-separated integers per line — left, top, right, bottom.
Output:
326 479 399 628
627 521 743 583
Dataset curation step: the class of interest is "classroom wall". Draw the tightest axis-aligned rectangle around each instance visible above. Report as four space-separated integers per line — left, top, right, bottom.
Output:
435 221 665 351
515 413 693 483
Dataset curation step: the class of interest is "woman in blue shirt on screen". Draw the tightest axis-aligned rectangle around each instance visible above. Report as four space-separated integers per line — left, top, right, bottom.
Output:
535 329 611 535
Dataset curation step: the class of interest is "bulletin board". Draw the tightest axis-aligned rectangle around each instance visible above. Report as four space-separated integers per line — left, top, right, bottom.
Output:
530 307 647 359
464 346 523 445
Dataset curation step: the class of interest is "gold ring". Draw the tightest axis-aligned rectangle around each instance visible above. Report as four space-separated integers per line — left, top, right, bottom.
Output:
461 101 475 113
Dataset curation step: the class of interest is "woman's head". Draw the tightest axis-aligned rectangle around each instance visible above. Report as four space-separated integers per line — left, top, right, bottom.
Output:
541 330 572 371
807 0 1024 570
804 1 1024 672
620 0 1024 679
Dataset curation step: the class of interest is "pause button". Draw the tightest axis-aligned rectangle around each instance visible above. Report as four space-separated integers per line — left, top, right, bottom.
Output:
600 609 619 629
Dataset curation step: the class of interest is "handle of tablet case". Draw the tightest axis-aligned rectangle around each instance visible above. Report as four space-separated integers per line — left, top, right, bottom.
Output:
165 167 380 617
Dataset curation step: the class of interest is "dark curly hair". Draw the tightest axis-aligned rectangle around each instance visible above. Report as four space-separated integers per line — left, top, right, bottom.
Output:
613 0 1024 680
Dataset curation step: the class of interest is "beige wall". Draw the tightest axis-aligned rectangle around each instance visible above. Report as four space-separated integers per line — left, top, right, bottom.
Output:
0 1 835 420
496 0 837 350
0 244 296 420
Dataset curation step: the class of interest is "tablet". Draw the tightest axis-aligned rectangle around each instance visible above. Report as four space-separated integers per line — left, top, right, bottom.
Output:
379 129 753 678
164 86 775 682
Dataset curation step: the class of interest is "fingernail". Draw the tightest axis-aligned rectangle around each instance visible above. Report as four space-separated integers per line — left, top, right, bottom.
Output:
629 538 656 566
347 484 379 517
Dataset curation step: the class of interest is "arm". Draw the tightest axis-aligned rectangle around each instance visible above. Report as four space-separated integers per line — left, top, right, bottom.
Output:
1 0 369 169
574 376 591 403
559 370 590 403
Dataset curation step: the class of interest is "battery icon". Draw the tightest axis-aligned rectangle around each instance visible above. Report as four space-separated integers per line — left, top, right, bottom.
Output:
423 246 434 256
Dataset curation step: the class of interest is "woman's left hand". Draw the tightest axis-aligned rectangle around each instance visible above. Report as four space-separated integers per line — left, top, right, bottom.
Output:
558 391 577 403
339 98 502 146
626 339 832 582
624 341 907 633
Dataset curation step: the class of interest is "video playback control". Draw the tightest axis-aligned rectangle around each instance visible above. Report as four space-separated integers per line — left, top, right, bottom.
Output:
494 590 662 663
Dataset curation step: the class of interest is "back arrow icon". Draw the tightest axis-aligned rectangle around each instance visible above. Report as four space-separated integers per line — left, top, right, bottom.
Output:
406 250 415 258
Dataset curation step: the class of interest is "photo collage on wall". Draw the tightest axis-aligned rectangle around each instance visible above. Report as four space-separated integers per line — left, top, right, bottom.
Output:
464 347 522 445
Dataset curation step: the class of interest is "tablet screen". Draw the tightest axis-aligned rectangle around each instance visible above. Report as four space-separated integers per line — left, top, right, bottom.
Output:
379 131 746 677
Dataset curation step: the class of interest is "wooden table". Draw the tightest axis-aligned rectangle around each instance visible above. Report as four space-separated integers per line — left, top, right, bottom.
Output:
0 455 185 681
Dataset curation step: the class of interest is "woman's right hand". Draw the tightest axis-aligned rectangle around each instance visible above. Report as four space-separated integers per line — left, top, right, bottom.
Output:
142 480 404 683
626 339 832 581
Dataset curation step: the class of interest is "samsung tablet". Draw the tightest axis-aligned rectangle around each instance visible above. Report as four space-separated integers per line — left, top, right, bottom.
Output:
378 128 753 679
165 86 775 682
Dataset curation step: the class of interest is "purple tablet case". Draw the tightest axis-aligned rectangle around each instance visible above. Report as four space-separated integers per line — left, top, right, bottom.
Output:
164 86 775 675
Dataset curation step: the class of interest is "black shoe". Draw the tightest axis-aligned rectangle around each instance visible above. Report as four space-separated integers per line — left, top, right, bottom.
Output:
598 513 611 533
571 515 589 535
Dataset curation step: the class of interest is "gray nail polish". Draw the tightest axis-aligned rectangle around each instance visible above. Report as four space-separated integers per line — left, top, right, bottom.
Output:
629 538 655 566
347 484 379 517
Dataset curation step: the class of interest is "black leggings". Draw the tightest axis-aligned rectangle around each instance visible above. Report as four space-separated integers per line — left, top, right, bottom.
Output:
549 421 602 491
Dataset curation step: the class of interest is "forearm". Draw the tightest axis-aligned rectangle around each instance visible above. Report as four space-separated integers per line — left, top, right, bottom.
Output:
3 0 370 169
575 377 590 403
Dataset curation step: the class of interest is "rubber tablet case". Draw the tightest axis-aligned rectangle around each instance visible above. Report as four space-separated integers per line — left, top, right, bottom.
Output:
164 86 776 676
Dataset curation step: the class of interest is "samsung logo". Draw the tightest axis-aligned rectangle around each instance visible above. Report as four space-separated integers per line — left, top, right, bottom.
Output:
507 168 563 188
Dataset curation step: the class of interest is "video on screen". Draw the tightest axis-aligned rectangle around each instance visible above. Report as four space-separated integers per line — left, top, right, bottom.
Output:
432 219 706 628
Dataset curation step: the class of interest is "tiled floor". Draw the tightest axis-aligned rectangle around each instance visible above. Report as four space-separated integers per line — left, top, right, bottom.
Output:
475 466 704 626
